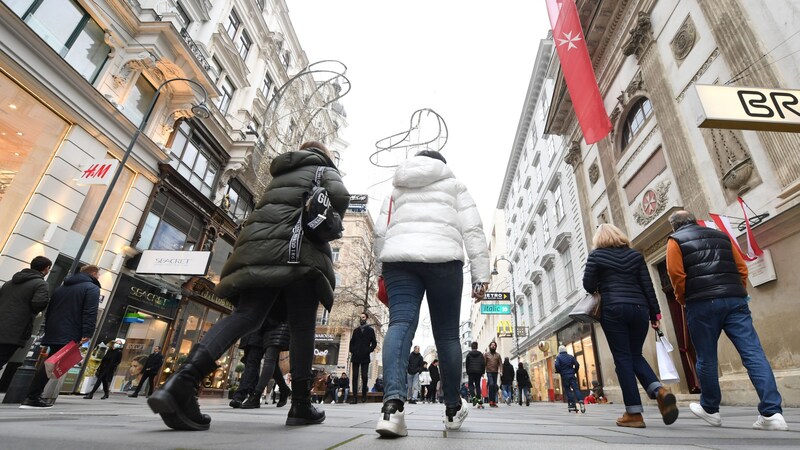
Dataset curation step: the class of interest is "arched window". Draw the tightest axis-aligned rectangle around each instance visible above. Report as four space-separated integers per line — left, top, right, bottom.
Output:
621 97 653 149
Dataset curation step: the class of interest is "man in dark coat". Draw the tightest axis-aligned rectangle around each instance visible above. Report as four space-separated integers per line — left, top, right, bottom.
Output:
20 264 100 409
148 142 349 431
554 345 584 412
464 341 485 405
84 339 123 399
406 346 424 403
516 362 532 406
0 256 51 371
129 346 164 398
428 359 440 403
349 312 377 404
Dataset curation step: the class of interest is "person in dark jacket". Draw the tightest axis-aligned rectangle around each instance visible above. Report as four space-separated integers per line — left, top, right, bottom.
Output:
554 345 584 412
428 359 440 403
667 211 786 431
0 256 51 371
464 341 485 405
373 376 384 393
516 362 531 406
20 264 100 409
241 311 292 409
337 372 350 403
406 346 424 403
349 312 377 404
129 346 164 398
500 357 515 405
147 142 349 431
84 339 123 399
229 325 269 408
583 224 677 428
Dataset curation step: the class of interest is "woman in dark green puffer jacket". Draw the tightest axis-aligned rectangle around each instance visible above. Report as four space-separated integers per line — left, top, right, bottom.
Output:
148 142 349 431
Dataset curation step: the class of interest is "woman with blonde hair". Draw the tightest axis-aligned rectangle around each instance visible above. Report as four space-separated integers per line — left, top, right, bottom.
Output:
583 223 678 428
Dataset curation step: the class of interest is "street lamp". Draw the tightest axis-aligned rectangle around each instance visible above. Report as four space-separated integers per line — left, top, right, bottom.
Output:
492 256 520 364
66 77 210 276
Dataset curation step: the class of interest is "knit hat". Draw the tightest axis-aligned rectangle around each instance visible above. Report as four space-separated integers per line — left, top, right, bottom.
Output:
558 345 567 353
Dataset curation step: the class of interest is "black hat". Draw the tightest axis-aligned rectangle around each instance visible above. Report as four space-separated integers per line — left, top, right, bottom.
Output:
416 150 447 164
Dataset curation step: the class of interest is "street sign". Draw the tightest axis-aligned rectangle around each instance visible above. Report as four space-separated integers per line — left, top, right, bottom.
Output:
483 292 510 301
516 326 528 338
480 304 511 315
694 84 800 132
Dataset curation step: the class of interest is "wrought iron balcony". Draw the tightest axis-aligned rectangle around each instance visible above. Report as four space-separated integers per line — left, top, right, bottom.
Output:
180 28 211 72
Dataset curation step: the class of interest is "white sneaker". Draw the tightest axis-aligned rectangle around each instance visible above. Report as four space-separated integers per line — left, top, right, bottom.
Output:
376 401 407 437
689 402 722 427
444 397 469 430
753 413 789 431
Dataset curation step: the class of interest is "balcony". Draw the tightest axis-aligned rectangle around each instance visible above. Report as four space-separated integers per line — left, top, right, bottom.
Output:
180 28 211 72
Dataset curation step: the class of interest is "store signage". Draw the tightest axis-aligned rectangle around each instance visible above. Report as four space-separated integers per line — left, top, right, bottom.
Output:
481 304 511 315
694 84 800 132
516 326 528 338
349 194 368 204
746 248 777 287
75 159 119 185
314 348 329 357
483 292 510 301
497 320 513 337
136 250 211 275
315 333 336 342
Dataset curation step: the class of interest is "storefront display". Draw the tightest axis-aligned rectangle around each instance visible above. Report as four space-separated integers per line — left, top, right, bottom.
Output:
556 322 600 397
526 335 558 402
313 333 340 374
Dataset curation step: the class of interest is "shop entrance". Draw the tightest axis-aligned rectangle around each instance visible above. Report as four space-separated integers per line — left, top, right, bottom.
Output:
111 306 169 394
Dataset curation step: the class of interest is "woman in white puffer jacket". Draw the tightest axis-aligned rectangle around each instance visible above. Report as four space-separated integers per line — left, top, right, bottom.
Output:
374 150 490 438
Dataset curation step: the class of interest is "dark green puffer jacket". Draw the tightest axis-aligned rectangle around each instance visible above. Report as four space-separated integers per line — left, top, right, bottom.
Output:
215 148 349 311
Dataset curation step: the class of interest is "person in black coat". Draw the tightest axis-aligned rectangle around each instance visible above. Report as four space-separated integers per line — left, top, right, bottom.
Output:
84 339 123 399
516 362 532 406
406 346 424 403
21 265 101 409
464 341 485 404
349 312 377 404
241 301 292 410
337 372 350 403
0 256 51 371
583 223 674 428
500 357 515 405
428 359 440 403
129 346 164 398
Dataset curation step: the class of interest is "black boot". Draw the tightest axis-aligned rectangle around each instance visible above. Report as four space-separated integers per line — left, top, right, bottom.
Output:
277 387 291 408
240 394 261 409
147 346 217 431
286 379 325 426
83 394 93 399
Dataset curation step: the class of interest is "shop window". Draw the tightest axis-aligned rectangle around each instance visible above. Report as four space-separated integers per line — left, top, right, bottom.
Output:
112 308 170 394
206 237 234 284
621 97 653 150
8 0 110 82
223 178 253 222
122 75 156 126
168 121 220 198
137 190 204 251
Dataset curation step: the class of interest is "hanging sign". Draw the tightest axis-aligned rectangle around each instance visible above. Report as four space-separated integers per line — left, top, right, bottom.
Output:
136 250 211 275
694 85 800 132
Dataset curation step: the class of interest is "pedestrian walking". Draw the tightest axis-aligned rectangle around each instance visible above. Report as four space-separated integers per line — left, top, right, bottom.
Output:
241 315 292 409
0 256 51 371
464 341 485 406
666 210 788 431
228 328 266 408
406 345 424 403
484 342 502 407
500 357 515 405
516 362 531 406
84 339 123 400
348 311 377 404
374 150 490 436
583 224 677 428
555 345 585 413
146 142 349 430
129 346 164 398
428 359 440 403
19 264 100 409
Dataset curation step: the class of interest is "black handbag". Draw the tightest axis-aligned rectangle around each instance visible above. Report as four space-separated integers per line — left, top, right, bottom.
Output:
569 292 601 323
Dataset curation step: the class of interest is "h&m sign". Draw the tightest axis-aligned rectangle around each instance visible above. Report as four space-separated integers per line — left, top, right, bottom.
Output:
75 159 119 185
694 84 800 132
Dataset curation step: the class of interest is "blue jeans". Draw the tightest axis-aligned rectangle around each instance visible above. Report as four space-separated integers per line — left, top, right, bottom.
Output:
501 384 513 402
561 376 584 404
339 387 349 403
406 373 420 400
518 386 530 404
685 297 782 416
382 261 463 407
600 303 662 414
487 372 499 402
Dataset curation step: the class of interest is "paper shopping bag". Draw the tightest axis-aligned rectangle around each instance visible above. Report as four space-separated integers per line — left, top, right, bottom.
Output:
656 334 680 384
44 341 83 379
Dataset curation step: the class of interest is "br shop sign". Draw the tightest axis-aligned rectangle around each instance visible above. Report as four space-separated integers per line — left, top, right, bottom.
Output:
694 85 800 132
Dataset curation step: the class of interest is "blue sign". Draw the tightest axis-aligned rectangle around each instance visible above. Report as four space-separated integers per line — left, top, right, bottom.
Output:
480 304 511 315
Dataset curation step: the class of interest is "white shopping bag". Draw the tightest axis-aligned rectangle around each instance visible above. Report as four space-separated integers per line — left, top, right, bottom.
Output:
656 330 680 384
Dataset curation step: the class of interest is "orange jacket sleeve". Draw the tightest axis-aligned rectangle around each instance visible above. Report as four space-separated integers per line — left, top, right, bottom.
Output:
732 244 749 289
666 239 686 305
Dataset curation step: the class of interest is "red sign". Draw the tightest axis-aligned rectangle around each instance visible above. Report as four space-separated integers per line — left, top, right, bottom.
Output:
76 159 119 185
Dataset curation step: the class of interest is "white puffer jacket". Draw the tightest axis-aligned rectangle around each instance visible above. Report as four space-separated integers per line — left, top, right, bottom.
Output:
375 156 490 284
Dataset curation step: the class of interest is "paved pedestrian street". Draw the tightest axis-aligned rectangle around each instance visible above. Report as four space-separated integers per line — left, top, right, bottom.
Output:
0 396 797 449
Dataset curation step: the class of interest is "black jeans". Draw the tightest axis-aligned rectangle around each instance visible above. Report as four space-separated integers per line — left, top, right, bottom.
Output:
0 344 20 371
351 360 369 400
254 345 288 395
89 374 111 396
25 343 65 400
198 280 318 400
467 373 481 399
233 346 266 401
132 372 158 396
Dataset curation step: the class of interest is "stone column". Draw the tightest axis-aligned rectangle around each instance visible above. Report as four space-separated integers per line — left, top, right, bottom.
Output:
564 141 599 247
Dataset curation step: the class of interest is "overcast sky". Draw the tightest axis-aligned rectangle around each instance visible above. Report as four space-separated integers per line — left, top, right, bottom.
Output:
286 1 551 350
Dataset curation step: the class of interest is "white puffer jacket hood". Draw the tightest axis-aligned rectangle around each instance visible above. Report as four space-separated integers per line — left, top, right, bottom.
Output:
375 156 490 284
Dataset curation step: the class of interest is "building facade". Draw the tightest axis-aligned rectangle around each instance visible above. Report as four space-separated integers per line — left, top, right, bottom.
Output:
546 0 800 406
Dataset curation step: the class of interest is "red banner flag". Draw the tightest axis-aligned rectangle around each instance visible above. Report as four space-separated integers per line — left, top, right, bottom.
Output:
545 0 612 144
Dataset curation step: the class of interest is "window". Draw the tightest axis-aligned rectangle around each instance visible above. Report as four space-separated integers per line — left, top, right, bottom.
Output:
255 0 264 10
137 190 204 251
225 8 240 40
282 51 291 69
223 179 253 221
10 0 110 82
236 29 251 60
168 121 220 198
562 247 575 293
331 247 340 263
176 1 191 28
122 75 156 126
206 56 222 83
535 162 543 189
261 73 273 98
207 237 234 283
537 285 545 320
317 309 330 326
548 268 558 308
217 77 234 114
553 184 565 222
541 211 550 242
547 138 556 163
621 97 653 149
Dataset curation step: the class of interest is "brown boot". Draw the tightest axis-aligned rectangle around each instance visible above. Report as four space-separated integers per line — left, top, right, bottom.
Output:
616 412 646 428
656 387 679 425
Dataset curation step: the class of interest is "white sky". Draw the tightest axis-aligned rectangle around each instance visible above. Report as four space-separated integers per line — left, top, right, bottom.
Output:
286 1 551 350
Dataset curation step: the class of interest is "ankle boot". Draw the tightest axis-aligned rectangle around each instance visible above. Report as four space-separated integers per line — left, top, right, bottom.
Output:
277 387 291 408
147 345 217 431
83 393 93 399
286 379 325 426
616 412 646 428
656 387 679 425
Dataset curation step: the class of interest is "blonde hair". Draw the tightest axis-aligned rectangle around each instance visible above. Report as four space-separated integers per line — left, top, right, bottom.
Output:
592 223 630 249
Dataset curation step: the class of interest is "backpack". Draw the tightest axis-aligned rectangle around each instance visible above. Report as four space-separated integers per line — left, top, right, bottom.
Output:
288 166 343 263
